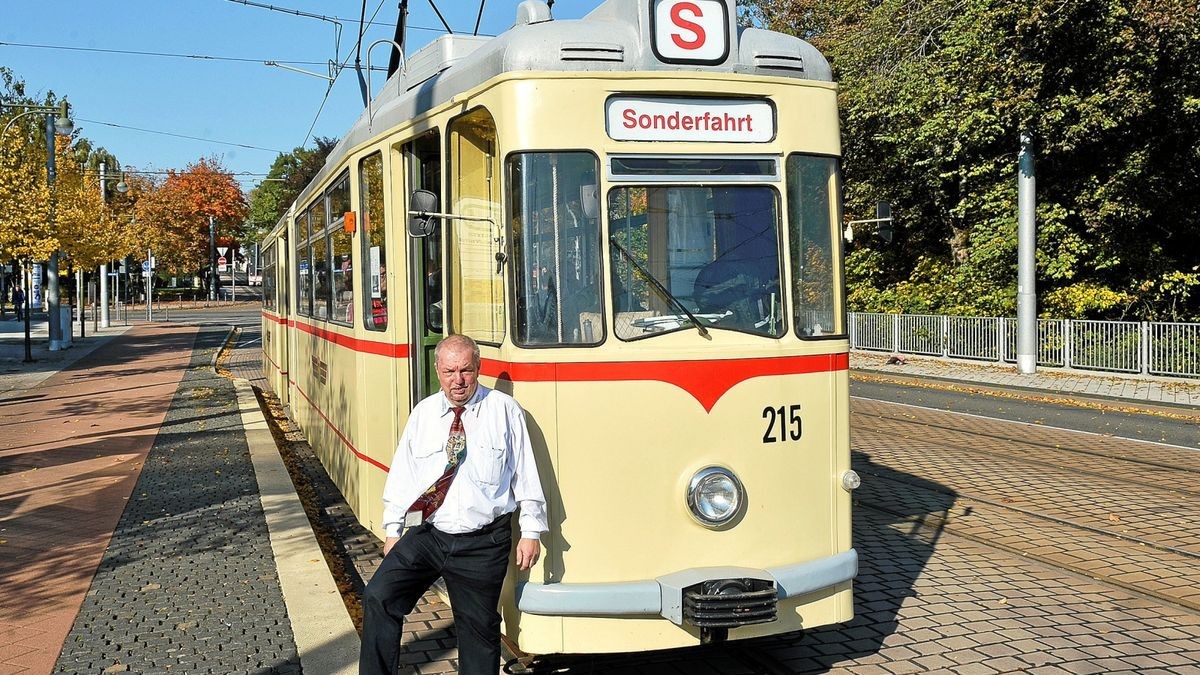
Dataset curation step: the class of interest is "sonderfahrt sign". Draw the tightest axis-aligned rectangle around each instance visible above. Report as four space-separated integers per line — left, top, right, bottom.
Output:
606 97 775 143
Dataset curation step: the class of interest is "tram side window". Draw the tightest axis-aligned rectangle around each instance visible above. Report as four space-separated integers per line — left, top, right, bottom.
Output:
408 133 443 335
262 243 276 311
359 152 388 331
297 210 313 317
786 155 843 337
448 108 504 345
312 198 330 321
508 152 603 346
328 173 353 327
280 242 289 315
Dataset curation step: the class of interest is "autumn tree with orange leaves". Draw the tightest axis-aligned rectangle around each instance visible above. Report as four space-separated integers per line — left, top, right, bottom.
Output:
132 157 247 274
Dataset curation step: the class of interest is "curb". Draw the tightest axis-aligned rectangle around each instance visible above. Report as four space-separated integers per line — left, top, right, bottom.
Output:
214 326 238 369
232 376 360 674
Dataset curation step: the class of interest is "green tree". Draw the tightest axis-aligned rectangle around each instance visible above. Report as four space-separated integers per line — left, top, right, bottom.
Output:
245 137 338 241
745 0 1200 321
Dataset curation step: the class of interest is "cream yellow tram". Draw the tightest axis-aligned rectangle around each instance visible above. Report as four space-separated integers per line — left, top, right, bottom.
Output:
261 0 857 655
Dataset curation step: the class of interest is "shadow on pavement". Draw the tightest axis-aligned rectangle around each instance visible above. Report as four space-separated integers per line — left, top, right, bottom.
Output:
508 450 955 674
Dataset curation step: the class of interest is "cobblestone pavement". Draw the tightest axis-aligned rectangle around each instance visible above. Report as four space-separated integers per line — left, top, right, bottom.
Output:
222 314 1200 674
53 326 302 674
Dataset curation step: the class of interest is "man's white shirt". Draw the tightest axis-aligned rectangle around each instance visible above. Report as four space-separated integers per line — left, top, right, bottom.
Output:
381 384 548 540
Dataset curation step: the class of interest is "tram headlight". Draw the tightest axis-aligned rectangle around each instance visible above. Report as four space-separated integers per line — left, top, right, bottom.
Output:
841 470 862 492
687 466 744 528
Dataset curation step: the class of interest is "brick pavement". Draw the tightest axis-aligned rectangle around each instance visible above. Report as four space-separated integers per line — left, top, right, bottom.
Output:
0 325 199 675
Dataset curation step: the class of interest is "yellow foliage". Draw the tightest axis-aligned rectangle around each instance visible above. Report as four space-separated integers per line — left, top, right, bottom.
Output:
0 127 54 261
53 136 137 268
1042 282 1132 318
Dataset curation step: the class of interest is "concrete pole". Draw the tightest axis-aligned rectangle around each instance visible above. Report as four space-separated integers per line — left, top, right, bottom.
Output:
146 247 153 322
76 265 84 338
23 262 33 362
209 216 217 301
47 113 64 350
100 161 110 328
1017 132 1037 374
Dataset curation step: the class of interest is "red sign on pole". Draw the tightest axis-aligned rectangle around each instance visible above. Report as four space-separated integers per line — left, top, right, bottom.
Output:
218 256 228 272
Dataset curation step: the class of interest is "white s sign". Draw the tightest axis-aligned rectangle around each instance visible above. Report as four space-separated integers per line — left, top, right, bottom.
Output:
652 0 728 64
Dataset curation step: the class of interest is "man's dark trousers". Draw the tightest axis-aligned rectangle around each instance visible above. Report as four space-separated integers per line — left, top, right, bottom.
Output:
360 514 513 675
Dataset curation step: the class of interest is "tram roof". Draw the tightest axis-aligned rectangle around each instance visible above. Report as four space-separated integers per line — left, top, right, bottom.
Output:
297 0 831 206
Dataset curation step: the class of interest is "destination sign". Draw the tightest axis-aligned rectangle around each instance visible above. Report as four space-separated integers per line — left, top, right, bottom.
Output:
606 97 775 143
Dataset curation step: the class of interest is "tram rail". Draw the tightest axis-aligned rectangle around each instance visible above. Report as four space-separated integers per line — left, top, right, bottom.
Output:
852 405 1200 498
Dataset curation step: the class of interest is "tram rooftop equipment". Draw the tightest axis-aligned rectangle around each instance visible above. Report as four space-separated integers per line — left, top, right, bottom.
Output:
298 0 832 208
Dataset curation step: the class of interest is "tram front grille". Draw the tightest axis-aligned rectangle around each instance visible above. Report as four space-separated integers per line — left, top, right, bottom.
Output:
682 578 778 628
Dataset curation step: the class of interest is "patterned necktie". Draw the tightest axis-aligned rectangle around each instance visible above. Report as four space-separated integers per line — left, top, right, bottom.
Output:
407 406 467 520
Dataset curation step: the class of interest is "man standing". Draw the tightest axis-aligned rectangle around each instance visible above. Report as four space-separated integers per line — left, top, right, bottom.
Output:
12 285 25 321
361 334 547 675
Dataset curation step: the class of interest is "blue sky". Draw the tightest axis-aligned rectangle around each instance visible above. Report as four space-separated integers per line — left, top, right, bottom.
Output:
1 0 602 188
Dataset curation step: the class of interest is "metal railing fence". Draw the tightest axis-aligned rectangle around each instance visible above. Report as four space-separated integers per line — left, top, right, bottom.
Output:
849 312 1200 379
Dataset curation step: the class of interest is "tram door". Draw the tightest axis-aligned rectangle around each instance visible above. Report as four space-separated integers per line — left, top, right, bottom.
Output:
277 240 290 406
404 131 443 404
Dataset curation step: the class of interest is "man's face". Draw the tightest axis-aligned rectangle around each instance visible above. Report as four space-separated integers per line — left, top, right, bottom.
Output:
437 344 479 406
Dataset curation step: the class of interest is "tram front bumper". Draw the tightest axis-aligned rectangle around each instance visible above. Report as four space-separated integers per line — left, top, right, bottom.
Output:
516 548 857 626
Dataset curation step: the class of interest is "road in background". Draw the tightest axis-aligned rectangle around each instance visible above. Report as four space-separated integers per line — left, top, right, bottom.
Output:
851 374 1199 450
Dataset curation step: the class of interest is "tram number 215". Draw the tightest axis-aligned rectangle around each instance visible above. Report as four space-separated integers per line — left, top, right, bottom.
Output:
762 404 802 443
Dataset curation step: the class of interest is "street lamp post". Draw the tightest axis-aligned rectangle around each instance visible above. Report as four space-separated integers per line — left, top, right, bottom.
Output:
97 161 128 328
0 100 74 361
209 215 217 302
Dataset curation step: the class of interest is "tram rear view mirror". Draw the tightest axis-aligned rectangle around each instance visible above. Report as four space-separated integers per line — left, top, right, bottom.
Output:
408 189 439 238
580 184 599 220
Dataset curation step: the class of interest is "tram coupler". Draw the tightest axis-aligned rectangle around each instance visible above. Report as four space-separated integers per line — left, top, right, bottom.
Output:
700 627 729 644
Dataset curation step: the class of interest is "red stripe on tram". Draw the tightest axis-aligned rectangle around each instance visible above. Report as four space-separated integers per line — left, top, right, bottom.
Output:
483 352 849 412
291 318 410 359
292 383 391 472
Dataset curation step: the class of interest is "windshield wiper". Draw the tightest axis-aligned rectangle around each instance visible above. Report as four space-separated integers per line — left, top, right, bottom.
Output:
609 235 710 338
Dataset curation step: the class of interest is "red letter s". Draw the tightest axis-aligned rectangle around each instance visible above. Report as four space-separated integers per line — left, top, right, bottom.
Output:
670 2 705 50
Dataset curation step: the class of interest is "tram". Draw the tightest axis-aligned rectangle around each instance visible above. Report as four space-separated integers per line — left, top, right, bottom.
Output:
261 0 857 655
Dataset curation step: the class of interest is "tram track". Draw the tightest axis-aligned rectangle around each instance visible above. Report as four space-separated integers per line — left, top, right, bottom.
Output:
847 391 1200 617
852 408 1200 500
857 467 1200 563
851 401 1200 479
853 496 1200 616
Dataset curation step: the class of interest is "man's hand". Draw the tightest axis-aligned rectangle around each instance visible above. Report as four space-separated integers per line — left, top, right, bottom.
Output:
515 538 540 571
383 536 401 557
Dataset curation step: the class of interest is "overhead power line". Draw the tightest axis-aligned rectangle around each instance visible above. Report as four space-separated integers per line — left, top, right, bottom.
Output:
299 0 390 148
0 40 329 67
77 118 286 154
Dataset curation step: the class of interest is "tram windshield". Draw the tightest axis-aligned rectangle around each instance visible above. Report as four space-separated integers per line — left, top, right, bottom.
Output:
608 184 784 340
